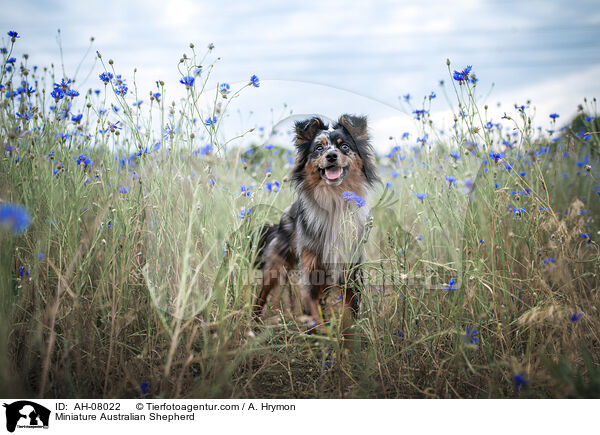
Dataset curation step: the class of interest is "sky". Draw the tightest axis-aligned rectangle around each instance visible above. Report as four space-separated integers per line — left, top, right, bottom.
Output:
2 0 600 151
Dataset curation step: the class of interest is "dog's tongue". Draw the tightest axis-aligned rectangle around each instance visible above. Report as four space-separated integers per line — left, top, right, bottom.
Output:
325 166 342 180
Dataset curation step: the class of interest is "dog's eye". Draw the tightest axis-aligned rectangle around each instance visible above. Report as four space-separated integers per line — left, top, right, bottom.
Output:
340 143 349 151
315 145 324 152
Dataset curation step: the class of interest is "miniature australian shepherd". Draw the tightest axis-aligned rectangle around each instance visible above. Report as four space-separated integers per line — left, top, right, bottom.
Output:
253 114 379 328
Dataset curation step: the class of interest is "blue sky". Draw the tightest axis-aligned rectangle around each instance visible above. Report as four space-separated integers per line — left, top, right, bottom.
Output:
3 0 600 150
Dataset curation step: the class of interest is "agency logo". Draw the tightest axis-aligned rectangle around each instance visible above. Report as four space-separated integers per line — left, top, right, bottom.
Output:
2 401 50 433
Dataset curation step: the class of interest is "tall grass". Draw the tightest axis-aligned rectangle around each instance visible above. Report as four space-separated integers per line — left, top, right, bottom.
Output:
1 33 599 398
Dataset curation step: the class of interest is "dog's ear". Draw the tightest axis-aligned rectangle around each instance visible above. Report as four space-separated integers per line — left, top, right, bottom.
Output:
337 114 368 142
295 117 325 146
337 114 379 186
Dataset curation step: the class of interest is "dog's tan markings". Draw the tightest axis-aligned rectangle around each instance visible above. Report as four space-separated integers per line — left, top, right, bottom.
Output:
304 159 323 191
337 138 342 144
341 155 366 196
319 138 328 146
301 250 320 272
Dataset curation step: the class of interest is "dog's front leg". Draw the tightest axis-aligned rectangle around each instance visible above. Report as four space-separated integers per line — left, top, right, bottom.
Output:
253 256 287 320
299 250 325 325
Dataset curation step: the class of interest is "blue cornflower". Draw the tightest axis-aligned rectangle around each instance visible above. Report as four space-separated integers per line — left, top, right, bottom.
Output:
71 114 83 123
445 278 457 292
343 191 366 208
8 31 19 39
391 171 399 178
450 151 460 160
18 266 29 277
6 57 16 65
50 87 64 101
402 94 411 102
54 78 72 91
543 257 555 265
16 112 33 120
513 373 528 392
240 185 253 197
163 124 176 140
204 116 217 126
549 113 559 120
0 203 31 234
115 84 128 96
266 181 280 193
489 151 503 162
140 382 150 395
119 187 130 194
464 327 478 344
76 154 94 168
180 75 194 89
38 253 45 261
569 312 583 323
453 65 472 83
412 109 428 120
446 175 456 185
416 134 428 144
479 238 484 244
250 75 260 87
65 89 79 97
416 192 427 200
99 72 114 84
395 330 404 339
133 100 143 107
199 144 212 155
152 92 161 101
239 208 252 219
219 83 231 97
265 144 274 150
112 75 125 87
429 91 436 99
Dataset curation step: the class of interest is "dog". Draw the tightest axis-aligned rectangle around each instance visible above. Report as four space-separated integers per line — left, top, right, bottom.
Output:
253 114 378 330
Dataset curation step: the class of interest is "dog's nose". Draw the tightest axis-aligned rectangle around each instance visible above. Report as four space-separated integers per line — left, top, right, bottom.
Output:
326 151 338 162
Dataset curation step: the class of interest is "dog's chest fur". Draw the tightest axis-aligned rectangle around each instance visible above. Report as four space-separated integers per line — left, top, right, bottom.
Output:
294 188 369 270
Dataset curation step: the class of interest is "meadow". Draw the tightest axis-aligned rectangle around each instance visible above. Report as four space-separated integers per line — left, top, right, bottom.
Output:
1 31 599 399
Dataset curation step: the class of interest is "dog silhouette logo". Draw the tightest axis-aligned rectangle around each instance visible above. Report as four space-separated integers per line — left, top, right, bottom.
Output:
3 401 50 432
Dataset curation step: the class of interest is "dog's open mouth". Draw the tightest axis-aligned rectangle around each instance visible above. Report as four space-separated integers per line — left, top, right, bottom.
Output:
320 165 347 185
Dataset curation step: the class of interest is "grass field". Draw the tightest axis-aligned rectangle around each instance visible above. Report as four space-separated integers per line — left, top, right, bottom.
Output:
1 32 599 399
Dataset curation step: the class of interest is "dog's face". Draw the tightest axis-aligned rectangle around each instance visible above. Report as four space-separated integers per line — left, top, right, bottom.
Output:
291 115 378 192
